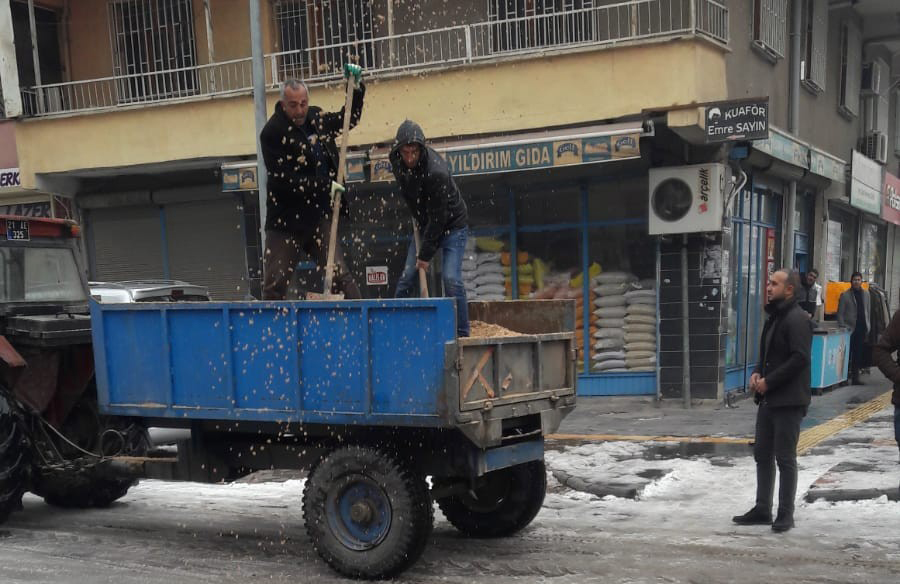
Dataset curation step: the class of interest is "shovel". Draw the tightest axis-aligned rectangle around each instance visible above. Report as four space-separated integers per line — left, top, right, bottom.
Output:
413 223 429 298
317 68 357 300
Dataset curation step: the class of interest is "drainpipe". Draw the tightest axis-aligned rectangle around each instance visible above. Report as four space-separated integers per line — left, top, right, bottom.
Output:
27 0 43 114
783 0 802 269
681 234 691 409
250 0 268 285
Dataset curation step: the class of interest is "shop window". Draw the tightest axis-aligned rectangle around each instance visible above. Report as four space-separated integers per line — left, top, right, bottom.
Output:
859 221 886 286
838 21 861 119
752 0 788 62
800 0 827 94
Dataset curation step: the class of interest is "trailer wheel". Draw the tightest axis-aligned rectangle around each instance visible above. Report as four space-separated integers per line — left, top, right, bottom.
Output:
303 446 433 579
0 392 27 524
435 460 546 538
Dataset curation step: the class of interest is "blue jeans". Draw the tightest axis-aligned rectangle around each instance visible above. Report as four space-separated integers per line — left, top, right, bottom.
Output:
895 405 899 452
395 227 470 337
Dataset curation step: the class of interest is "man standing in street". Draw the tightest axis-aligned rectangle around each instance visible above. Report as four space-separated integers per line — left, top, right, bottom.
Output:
837 272 871 385
797 269 822 322
390 120 470 337
259 64 364 300
733 269 811 533
870 312 900 465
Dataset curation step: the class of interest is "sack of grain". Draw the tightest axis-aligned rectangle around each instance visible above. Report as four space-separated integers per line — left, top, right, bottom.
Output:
594 295 627 308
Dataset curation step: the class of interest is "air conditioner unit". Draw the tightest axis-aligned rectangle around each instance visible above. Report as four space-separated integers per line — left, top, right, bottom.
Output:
648 163 728 235
861 60 886 95
859 132 888 164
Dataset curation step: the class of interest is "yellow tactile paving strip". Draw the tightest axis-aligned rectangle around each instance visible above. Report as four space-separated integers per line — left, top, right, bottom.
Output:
547 391 895 456
795 391 893 454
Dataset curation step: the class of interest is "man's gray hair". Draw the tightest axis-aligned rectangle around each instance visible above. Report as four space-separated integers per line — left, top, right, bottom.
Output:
280 78 309 99
777 268 802 294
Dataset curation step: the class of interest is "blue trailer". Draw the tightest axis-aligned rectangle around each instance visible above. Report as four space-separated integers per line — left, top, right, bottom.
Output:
86 297 577 578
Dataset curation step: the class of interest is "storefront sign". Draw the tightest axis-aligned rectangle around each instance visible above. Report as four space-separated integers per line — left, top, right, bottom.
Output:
705 98 769 143
754 127 809 169
881 172 900 226
825 220 842 282
849 150 883 215
809 149 847 184
365 266 388 286
222 157 366 192
370 132 642 181
0 167 20 189
0 201 50 217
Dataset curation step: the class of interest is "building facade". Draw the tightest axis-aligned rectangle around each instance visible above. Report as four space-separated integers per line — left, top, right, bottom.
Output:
1 0 898 401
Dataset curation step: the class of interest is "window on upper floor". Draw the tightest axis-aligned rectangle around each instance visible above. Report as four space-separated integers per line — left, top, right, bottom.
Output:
895 89 900 156
12 1 64 115
800 0 827 94
107 0 198 103
273 0 374 82
487 0 600 53
752 0 787 61
838 21 861 119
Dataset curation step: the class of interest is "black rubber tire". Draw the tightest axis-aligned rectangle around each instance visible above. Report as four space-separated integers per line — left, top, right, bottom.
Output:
33 464 135 509
303 446 433 579
435 460 547 538
0 393 27 524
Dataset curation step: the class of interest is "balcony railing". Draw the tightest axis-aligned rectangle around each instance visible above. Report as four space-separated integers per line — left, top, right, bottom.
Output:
19 0 728 117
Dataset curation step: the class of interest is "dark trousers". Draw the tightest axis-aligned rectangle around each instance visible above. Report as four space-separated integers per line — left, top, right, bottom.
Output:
754 403 806 515
849 327 866 380
262 219 361 300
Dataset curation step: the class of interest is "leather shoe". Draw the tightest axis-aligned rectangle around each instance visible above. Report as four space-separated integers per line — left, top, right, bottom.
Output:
732 506 772 525
771 511 794 532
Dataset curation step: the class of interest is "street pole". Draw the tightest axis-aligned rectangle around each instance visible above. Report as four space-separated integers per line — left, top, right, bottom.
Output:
250 0 268 292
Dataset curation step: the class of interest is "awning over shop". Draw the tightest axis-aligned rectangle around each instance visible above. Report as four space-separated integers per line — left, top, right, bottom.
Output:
368 122 644 182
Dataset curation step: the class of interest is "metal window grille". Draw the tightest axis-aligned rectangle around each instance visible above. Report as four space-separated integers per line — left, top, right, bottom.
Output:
801 0 826 92
274 1 374 81
838 21 860 118
752 0 787 59
487 0 597 53
895 89 900 155
108 0 198 103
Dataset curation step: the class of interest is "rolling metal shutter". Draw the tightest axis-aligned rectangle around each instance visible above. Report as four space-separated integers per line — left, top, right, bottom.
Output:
164 197 249 301
89 206 164 281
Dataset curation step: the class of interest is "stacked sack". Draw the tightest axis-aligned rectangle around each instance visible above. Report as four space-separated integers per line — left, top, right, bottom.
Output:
462 239 479 299
502 251 534 299
623 278 657 372
589 271 636 373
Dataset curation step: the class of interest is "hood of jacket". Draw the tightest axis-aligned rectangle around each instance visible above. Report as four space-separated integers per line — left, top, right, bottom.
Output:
390 120 428 172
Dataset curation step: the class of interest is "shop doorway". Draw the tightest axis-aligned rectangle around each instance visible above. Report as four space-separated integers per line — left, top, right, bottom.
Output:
726 184 782 392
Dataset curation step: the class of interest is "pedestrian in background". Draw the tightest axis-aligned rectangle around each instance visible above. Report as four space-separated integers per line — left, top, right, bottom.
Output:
733 268 811 533
837 272 870 385
797 269 822 322
870 311 900 465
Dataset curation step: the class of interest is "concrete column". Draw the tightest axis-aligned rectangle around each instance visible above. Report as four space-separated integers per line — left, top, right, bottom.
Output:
0 0 22 116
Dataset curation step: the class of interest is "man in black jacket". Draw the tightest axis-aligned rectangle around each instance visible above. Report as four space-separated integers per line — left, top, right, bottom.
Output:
733 268 811 533
260 64 364 300
390 120 470 337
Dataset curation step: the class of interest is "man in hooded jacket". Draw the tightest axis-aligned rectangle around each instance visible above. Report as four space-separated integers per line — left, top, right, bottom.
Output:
259 64 364 300
733 268 811 533
390 120 470 337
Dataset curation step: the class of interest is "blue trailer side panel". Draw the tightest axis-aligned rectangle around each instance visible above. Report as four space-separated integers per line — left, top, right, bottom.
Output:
91 299 457 425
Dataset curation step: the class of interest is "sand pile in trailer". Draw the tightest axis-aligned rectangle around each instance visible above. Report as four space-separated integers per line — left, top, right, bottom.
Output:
469 320 525 338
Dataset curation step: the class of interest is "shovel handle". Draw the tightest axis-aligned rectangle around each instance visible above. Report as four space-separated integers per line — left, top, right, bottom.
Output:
323 73 356 295
413 224 429 298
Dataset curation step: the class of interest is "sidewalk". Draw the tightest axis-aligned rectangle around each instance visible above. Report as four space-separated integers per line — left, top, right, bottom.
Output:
549 371 899 502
